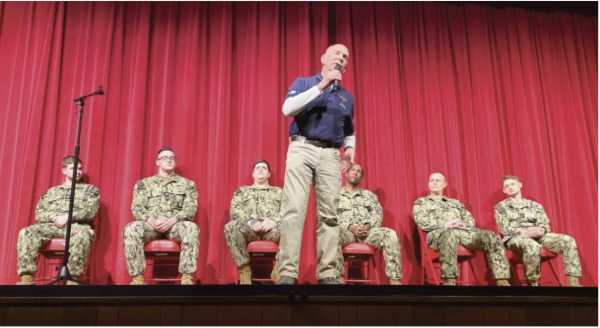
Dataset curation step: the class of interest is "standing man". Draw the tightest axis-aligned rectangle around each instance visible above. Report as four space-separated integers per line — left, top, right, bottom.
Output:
495 175 582 287
337 163 403 284
277 44 355 285
412 172 511 286
16 156 100 285
123 147 199 285
224 160 282 284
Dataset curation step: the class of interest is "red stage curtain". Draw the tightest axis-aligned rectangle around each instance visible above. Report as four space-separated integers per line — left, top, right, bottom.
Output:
0 2 596 285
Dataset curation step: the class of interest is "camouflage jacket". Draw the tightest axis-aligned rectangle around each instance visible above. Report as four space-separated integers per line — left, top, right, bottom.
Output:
131 174 198 221
494 197 551 242
229 185 282 224
412 195 476 245
337 188 383 231
35 183 100 224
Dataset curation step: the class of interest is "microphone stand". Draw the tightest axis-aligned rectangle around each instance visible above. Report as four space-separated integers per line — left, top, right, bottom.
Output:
51 88 103 285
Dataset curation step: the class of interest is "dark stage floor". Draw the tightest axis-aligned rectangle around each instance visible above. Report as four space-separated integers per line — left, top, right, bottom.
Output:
0 284 596 325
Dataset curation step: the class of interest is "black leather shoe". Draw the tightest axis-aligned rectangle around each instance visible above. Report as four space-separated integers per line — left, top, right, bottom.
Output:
318 277 341 285
276 276 297 285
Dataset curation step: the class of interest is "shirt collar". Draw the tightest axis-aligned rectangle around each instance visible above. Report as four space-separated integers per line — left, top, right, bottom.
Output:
341 187 364 197
250 184 271 190
426 195 449 202
506 198 531 209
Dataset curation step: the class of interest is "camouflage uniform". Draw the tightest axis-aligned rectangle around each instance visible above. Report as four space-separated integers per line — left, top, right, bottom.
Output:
224 185 282 267
17 183 100 276
337 188 402 280
123 174 199 276
495 197 582 282
412 196 510 280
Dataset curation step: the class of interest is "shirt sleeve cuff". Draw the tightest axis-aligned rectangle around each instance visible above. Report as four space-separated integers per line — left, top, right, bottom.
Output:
343 135 356 149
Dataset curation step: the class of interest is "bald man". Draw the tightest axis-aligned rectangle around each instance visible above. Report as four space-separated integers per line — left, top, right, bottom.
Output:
412 172 510 286
276 44 355 285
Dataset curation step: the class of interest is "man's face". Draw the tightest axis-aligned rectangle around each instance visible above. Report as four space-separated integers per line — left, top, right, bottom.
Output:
156 150 176 172
502 178 522 197
428 173 447 193
62 163 83 181
252 162 270 183
346 164 363 186
321 44 350 72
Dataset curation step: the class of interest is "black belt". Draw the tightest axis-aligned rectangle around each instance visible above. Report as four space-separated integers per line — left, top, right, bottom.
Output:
291 136 337 149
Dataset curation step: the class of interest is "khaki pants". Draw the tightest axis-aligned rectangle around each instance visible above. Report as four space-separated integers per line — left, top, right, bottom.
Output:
277 141 342 280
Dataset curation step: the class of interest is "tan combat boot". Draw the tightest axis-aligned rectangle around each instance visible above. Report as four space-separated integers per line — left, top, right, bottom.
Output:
181 273 195 285
567 276 581 287
66 280 80 286
496 279 511 286
270 261 279 283
528 280 539 287
16 274 34 285
442 278 457 286
239 264 252 285
389 279 402 285
129 275 145 285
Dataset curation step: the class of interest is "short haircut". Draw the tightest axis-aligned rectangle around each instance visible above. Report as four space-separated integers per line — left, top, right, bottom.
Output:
502 175 520 184
156 146 175 158
254 160 271 172
61 156 82 169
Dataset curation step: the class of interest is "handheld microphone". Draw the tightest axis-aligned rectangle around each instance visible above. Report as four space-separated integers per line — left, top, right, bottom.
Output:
332 63 342 89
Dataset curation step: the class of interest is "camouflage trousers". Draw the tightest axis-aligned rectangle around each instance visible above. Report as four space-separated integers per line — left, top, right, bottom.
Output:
338 227 403 280
17 223 95 276
506 233 582 282
429 228 510 280
224 220 280 267
123 220 199 276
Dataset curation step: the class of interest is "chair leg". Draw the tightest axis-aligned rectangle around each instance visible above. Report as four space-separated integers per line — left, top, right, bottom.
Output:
369 256 377 285
344 260 350 283
144 257 154 285
546 259 563 287
362 259 369 282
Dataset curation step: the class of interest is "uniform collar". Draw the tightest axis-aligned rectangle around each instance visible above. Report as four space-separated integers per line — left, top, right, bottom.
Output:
341 187 364 197
59 182 82 189
250 184 271 190
426 194 449 202
154 174 179 182
506 197 531 209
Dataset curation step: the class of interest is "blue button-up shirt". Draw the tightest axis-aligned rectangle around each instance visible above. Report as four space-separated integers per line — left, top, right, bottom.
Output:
286 73 354 147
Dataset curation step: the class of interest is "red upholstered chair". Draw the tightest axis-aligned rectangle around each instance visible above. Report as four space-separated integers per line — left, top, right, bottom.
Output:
247 240 278 284
342 242 379 285
35 238 90 284
143 240 181 284
506 248 563 286
418 229 479 285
